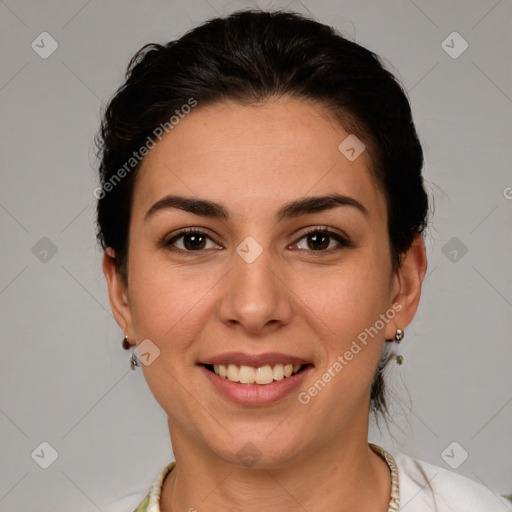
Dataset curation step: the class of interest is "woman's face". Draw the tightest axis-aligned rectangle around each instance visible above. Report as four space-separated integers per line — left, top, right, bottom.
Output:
105 96 424 466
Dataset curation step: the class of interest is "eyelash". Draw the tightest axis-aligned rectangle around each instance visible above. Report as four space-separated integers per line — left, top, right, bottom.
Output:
161 226 353 256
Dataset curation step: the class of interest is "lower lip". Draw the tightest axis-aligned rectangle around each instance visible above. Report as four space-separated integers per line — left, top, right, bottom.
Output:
199 365 313 406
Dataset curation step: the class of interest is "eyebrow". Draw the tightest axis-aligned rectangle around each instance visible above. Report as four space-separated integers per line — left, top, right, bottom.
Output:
144 193 369 223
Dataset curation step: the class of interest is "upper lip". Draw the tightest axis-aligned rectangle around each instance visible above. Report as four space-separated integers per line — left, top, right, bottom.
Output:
200 352 312 367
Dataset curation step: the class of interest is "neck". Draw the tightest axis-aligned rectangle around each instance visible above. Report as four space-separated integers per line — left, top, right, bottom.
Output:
160 427 391 512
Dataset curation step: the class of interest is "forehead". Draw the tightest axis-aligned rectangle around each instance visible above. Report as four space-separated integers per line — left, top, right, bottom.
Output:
133 97 385 221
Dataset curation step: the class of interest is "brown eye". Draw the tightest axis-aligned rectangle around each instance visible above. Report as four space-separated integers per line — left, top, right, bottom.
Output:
181 233 206 250
306 232 330 250
165 229 221 254
295 229 352 252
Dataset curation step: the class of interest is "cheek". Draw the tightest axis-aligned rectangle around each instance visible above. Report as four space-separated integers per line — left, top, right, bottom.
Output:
127 258 218 411
288 270 389 429
127 251 219 353
300 256 391 342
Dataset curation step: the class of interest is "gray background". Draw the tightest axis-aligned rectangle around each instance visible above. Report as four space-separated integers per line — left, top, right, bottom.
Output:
1 0 511 510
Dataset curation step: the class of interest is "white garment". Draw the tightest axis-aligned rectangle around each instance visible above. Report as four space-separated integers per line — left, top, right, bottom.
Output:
103 451 512 511
395 452 512 511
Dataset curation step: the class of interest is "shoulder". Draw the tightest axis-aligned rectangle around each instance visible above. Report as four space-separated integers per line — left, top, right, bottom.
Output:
102 461 176 512
394 451 512 511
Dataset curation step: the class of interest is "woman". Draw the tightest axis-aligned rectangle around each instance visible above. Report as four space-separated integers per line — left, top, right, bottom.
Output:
96 10 511 512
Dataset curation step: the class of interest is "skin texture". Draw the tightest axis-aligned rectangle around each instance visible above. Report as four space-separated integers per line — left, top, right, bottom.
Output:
103 96 427 511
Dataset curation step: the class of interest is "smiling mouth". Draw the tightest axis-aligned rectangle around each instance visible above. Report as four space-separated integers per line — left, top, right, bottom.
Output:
203 363 310 385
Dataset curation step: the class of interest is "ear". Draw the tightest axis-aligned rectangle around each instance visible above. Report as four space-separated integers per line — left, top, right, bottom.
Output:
102 247 134 345
384 234 428 341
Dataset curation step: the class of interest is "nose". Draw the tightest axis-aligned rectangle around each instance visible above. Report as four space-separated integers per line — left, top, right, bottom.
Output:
218 243 293 336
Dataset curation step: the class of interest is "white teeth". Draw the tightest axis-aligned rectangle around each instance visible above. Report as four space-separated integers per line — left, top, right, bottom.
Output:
227 364 239 382
255 365 274 385
273 364 284 381
239 365 256 384
211 362 303 384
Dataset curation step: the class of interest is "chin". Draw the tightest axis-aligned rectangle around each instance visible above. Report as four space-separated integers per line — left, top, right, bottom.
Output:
207 431 308 470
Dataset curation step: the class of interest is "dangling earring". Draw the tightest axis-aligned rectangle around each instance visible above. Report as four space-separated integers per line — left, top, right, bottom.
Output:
122 334 140 370
122 334 130 350
394 329 404 343
130 347 140 371
394 328 404 365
